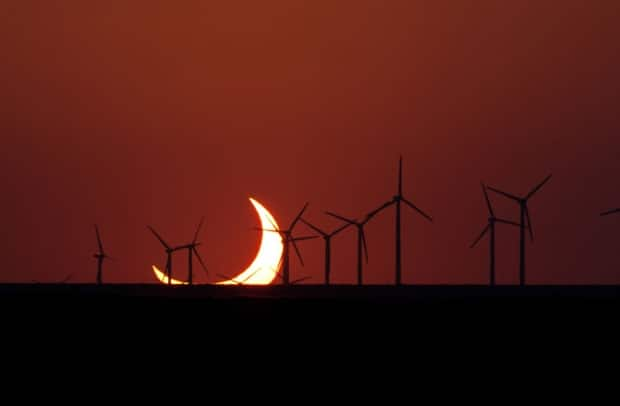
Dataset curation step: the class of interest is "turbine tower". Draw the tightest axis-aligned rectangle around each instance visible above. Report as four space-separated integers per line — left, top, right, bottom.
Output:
148 220 209 286
258 203 316 285
470 183 521 286
366 156 433 285
325 206 385 286
93 225 113 285
174 218 209 286
487 174 552 286
147 226 178 285
300 219 352 285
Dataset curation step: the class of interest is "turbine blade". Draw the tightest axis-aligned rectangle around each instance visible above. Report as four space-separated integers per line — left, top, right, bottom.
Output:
470 225 490 249
361 229 369 264
241 267 265 283
193 247 209 276
95 225 104 253
366 200 394 222
291 236 318 242
482 183 495 217
402 198 433 222
217 273 240 285
330 222 353 237
291 239 305 267
495 218 521 228
291 276 312 285
325 211 356 225
525 207 534 242
148 226 171 250
254 227 280 234
193 217 205 244
290 202 310 231
526 174 553 200
300 218 327 237
487 186 521 202
265 212 279 232
601 208 620 217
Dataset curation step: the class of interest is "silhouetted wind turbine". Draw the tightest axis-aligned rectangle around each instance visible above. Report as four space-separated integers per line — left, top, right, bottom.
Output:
93 225 113 285
601 208 620 217
487 174 552 286
174 218 209 286
301 219 352 285
147 226 177 285
367 156 433 285
258 203 317 285
470 183 521 286
325 207 385 286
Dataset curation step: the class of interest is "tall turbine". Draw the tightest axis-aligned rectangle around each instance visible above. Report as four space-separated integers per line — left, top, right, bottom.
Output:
147 226 178 285
174 218 209 285
487 175 552 286
325 205 386 286
301 219 352 285
93 225 113 285
367 157 433 285
470 183 521 286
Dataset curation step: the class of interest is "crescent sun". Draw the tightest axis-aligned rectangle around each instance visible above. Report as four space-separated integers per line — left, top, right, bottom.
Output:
151 197 283 285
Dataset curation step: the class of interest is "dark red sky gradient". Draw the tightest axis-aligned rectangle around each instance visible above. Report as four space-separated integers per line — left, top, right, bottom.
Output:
2 1 620 284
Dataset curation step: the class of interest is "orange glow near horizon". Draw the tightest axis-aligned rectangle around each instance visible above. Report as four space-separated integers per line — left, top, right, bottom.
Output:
151 197 283 285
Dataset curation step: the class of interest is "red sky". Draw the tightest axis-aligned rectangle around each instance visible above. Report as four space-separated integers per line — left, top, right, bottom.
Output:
2 1 620 284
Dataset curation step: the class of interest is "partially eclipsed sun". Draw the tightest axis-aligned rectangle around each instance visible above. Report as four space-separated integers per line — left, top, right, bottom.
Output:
152 198 283 285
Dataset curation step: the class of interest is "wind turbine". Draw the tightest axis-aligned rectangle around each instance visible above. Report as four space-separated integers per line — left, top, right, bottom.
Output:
325 205 386 286
365 156 433 285
174 218 209 286
257 203 317 285
147 226 178 285
301 219 352 285
601 208 620 217
93 225 113 285
487 174 552 286
470 183 521 286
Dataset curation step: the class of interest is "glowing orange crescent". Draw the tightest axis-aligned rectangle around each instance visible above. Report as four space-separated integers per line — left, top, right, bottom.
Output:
151 198 283 285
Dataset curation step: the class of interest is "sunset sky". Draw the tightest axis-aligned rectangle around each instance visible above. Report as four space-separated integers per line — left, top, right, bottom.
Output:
2 1 620 284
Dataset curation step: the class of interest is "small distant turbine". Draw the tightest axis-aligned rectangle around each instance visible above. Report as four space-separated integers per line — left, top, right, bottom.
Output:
487 175 552 286
325 207 385 286
301 218 352 285
174 218 209 286
148 219 209 286
470 183 521 286
93 225 113 285
147 226 178 285
368 156 433 285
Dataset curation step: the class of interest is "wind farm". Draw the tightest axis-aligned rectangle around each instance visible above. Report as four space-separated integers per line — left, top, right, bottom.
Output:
2 156 618 313
4 2 620 333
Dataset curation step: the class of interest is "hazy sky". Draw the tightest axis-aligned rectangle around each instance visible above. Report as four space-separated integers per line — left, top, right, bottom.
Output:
2 1 620 284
